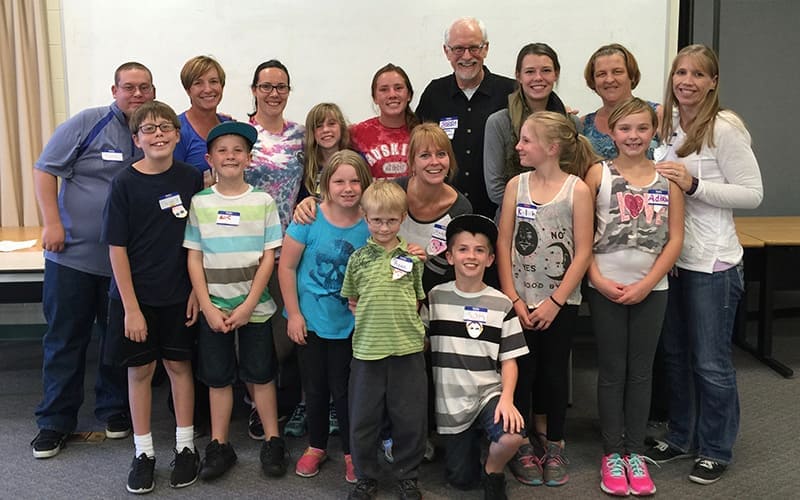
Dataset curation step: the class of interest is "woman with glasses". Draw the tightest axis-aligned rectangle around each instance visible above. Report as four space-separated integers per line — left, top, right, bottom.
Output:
350 63 419 180
483 43 576 221
244 59 306 451
173 56 232 187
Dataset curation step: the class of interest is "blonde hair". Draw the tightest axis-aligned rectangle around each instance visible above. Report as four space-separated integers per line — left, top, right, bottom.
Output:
661 44 721 157
608 97 658 131
525 111 600 179
407 123 458 182
179 55 226 90
319 150 372 201
360 180 407 216
303 103 351 195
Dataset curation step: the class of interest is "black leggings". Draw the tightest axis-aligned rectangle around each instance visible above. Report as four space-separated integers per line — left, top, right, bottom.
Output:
513 305 577 443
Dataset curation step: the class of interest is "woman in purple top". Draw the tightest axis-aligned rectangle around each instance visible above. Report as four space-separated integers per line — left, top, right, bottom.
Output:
173 55 231 187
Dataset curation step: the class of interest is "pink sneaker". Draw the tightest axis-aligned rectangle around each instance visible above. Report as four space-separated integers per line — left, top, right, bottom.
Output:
295 447 327 477
626 453 656 496
601 453 629 496
344 454 357 484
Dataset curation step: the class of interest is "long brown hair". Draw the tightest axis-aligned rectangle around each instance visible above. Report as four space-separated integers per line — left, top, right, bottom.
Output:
303 103 351 195
370 63 419 130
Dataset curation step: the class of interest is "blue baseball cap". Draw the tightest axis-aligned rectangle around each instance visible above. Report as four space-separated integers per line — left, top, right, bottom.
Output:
206 122 258 151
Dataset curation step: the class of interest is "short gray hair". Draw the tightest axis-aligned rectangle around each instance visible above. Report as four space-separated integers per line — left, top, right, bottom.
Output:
443 17 487 45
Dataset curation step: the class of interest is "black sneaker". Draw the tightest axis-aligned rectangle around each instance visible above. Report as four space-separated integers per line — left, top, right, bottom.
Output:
397 479 422 500
31 429 68 459
645 440 695 464
106 413 132 439
484 470 508 500
348 478 378 500
127 453 156 494
169 447 199 488
260 436 288 477
248 407 265 440
689 458 727 485
199 440 237 481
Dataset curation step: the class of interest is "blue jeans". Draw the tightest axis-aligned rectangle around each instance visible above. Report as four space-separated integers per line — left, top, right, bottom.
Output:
35 260 128 433
661 264 744 464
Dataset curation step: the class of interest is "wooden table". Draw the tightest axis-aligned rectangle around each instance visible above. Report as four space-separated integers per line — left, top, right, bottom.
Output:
735 216 800 378
0 226 44 303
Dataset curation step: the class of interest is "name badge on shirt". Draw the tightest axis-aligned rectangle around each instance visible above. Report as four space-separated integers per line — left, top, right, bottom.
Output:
516 203 538 220
216 210 241 226
390 255 413 280
439 116 458 139
647 189 669 212
426 223 448 256
159 193 183 210
101 150 124 162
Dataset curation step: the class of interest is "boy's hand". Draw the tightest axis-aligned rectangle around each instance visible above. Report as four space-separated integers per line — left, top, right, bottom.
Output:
205 307 230 333
287 314 308 345
185 291 200 326
41 222 66 253
347 297 358 315
293 197 317 224
124 309 148 343
407 243 427 261
224 303 255 331
494 397 524 434
529 299 560 331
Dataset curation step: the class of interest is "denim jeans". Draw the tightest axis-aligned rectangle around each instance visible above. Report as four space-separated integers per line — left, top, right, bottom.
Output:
35 260 128 433
661 264 744 464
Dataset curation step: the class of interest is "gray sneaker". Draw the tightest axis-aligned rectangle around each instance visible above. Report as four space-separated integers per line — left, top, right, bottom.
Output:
543 441 569 487
507 444 543 486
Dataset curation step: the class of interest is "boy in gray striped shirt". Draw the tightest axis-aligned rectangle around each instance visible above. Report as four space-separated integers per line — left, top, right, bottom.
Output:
421 214 528 499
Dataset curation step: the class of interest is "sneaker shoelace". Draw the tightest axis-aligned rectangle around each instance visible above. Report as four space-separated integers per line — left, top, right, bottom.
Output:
289 405 306 424
519 454 540 468
627 454 647 477
606 455 626 477
697 459 717 470
653 440 670 452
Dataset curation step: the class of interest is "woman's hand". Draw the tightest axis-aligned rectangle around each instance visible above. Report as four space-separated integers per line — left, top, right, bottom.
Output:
293 196 318 224
655 161 693 192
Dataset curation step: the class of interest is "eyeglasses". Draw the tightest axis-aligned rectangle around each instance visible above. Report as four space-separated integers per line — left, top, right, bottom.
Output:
446 43 486 56
119 83 154 95
255 83 291 95
367 217 402 228
138 123 177 134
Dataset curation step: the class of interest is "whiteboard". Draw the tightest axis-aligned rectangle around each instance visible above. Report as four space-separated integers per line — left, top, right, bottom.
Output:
61 1 675 126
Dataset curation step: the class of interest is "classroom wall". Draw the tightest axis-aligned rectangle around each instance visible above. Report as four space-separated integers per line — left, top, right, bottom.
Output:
59 0 678 126
692 0 797 216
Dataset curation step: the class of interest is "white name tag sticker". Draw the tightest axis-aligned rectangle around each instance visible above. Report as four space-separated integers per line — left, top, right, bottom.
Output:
439 116 458 139
159 193 182 210
101 150 124 162
390 255 414 273
516 203 538 220
216 210 241 226
426 223 448 256
463 306 489 324
647 189 669 212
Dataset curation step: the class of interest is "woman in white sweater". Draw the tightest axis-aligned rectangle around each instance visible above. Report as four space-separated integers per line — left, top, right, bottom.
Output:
646 44 763 486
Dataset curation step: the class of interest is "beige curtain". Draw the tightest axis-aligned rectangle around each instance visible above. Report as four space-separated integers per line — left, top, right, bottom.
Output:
0 0 53 227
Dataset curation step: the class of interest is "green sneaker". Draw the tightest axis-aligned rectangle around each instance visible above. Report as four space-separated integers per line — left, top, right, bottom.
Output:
284 403 307 437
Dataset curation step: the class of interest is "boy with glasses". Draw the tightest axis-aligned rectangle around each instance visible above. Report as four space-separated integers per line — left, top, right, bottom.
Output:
102 100 203 494
341 181 427 500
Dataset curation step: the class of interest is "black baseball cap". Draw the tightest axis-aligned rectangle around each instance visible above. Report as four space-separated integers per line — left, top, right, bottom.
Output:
206 121 258 151
446 214 498 248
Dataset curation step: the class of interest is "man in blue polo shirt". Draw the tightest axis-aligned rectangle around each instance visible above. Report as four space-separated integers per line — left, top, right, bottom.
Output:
416 17 516 219
31 62 155 458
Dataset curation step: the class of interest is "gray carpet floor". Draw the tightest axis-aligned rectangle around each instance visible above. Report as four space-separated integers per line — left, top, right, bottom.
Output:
1 318 797 499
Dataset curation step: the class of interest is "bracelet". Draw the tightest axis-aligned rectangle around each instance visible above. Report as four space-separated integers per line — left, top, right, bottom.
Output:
511 296 521 305
686 176 699 195
549 296 564 308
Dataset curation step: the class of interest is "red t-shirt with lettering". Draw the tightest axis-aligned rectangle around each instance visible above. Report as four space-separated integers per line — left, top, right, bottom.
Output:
350 117 410 179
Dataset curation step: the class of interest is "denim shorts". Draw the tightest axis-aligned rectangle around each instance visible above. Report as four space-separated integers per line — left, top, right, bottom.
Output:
197 315 276 387
107 298 195 367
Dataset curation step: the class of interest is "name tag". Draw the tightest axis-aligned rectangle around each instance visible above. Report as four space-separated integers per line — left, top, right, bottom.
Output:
439 116 458 139
101 150 124 162
463 306 488 324
390 255 414 273
216 210 240 226
159 193 182 210
427 223 448 256
647 189 669 212
516 203 538 220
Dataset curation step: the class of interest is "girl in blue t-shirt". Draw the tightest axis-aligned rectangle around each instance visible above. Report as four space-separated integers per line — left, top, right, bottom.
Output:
278 150 372 483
